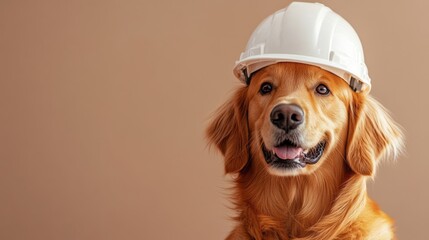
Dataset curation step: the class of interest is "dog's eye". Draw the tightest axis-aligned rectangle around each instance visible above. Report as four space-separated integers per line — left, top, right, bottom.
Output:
260 82 273 95
315 84 330 95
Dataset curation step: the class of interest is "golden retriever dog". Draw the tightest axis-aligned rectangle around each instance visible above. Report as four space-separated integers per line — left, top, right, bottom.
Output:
207 63 403 240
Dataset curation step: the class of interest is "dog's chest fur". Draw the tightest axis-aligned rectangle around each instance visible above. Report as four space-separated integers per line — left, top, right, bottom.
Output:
234 156 347 238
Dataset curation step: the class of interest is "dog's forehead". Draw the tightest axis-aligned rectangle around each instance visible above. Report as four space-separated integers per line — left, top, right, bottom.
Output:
252 63 324 86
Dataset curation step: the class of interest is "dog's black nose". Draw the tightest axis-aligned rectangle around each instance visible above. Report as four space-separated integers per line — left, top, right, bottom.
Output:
270 104 304 131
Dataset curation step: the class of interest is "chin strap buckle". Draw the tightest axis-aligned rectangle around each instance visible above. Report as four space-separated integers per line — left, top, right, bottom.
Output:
242 68 252 85
349 77 363 92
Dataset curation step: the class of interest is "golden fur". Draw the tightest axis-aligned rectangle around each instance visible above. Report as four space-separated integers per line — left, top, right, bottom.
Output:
207 63 403 240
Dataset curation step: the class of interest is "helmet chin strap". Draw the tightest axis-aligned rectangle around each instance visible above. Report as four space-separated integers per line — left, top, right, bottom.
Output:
243 68 252 86
349 77 363 92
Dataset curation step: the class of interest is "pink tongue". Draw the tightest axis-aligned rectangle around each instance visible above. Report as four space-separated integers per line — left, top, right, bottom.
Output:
273 146 303 160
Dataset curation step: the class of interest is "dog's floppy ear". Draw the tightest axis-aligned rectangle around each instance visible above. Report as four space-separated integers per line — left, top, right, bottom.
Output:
347 94 404 176
206 87 249 174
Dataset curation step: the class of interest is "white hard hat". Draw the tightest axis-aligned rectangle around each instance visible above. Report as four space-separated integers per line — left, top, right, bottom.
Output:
234 2 371 92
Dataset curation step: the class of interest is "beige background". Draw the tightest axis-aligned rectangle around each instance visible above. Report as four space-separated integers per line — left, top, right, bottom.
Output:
0 0 427 239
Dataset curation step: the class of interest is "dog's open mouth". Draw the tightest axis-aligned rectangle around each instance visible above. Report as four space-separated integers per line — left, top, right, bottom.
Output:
263 138 326 169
